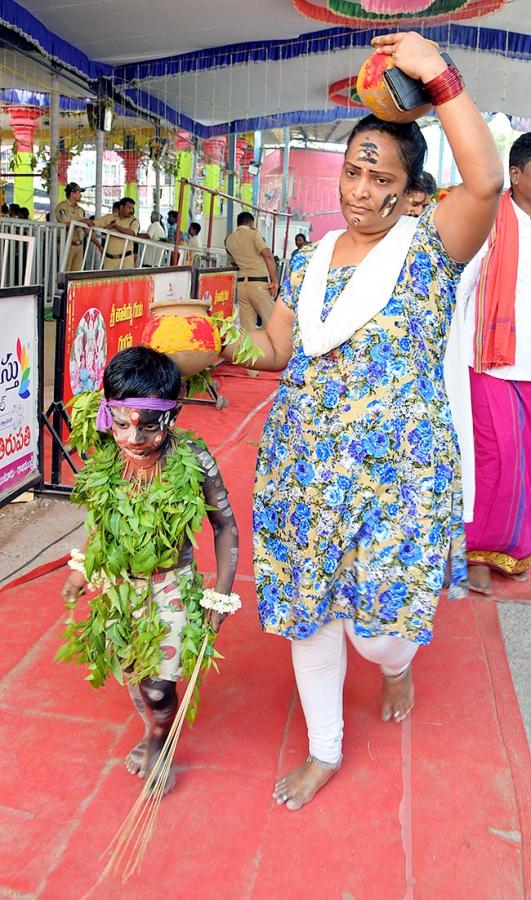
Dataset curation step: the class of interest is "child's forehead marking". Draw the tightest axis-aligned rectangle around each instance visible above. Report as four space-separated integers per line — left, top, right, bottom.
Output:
111 407 163 425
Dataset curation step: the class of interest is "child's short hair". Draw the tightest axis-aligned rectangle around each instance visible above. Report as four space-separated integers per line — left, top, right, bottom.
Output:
103 346 181 401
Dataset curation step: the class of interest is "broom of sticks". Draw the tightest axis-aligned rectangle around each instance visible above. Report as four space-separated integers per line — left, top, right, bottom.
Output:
101 633 209 883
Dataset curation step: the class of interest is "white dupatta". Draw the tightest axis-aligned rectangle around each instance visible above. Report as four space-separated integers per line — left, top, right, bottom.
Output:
298 216 418 358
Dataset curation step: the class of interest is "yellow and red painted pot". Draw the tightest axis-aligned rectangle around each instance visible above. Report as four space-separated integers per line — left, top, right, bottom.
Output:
142 299 222 376
356 52 432 123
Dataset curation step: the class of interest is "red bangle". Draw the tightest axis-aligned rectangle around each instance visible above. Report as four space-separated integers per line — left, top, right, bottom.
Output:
425 65 465 106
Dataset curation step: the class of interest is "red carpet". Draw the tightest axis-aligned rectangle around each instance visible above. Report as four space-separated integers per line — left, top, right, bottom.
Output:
1 370 530 899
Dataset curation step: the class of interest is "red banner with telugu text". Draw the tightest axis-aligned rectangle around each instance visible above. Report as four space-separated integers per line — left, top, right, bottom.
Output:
62 275 154 406
196 269 237 320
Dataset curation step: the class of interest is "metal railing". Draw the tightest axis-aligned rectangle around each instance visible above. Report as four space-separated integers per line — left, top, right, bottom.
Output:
182 245 230 268
60 221 177 273
175 178 292 260
0 217 185 305
0 216 283 305
0 232 35 288
0 218 66 305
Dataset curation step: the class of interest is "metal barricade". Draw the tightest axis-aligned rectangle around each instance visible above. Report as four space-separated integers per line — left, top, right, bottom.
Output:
0 232 36 288
179 245 229 269
60 221 175 273
0 218 179 305
0 218 64 304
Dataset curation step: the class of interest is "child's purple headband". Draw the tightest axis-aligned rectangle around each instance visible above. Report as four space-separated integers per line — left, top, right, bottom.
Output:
96 397 177 432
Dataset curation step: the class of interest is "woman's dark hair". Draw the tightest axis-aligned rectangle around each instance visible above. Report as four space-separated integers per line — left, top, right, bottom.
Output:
103 346 181 401
509 132 531 172
346 115 427 191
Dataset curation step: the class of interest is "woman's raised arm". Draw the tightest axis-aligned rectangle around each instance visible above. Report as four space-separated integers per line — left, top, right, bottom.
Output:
372 32 503 262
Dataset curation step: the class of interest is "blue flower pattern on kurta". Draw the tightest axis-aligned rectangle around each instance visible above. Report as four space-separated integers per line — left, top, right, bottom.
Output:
254 209 468 643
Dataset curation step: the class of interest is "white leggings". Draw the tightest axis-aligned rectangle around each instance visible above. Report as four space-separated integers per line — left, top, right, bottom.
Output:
292 619 419 765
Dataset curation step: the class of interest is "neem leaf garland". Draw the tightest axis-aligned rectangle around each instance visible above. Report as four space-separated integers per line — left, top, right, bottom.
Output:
56 393 221 723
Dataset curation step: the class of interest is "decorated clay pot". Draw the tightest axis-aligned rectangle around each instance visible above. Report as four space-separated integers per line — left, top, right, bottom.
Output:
142 298 222 376
356 52 432 123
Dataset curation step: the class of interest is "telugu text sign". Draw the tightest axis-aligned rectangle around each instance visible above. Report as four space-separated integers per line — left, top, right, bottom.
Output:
0 291 40 504
196 270 237 320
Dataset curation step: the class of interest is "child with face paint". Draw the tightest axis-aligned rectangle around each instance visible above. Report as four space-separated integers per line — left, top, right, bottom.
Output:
61 346 238 794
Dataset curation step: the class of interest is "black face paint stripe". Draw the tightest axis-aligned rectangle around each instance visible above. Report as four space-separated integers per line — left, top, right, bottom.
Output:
379 193 392 213
381 193 399 218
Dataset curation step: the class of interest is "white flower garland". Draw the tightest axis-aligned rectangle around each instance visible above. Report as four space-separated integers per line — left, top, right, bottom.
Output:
200 588 241 615
68 548 108 592
70 551 240 616
68 547 87 576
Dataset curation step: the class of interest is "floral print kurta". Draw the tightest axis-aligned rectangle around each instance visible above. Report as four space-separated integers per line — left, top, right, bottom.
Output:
254 209 468 644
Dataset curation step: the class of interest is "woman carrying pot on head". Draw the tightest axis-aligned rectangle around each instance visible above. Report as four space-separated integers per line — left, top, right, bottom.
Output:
223 31 503 811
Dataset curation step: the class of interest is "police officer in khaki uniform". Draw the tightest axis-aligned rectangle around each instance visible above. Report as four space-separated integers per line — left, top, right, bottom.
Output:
55 182 91 271
93 196 140 269
225 211 279 335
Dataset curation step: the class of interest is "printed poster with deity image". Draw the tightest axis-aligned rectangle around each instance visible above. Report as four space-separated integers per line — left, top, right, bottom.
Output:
62 274 154 406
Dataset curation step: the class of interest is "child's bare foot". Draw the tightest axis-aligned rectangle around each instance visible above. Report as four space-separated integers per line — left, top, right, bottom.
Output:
468 564 492 595
381 666 414 723
273 757 341 811
145 745 177 796
125 738 148 777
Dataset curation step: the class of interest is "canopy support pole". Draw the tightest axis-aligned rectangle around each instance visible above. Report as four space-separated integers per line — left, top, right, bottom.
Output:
49 70 60 219
281 126 290 215
95 129 104 216
226 133 236 234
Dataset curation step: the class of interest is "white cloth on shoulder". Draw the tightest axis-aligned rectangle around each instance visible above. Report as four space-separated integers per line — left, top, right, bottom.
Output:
298 216 418 358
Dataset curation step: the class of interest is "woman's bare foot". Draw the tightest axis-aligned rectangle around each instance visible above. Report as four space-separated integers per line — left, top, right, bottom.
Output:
273 757 341 811
125 738 148 777
509 570 529 582
381 666 414 723
468 564 492 595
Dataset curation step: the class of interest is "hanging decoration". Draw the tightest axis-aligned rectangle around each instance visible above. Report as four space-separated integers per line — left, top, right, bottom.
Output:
359 1 432 10
292 0 507 28
328 76 364 109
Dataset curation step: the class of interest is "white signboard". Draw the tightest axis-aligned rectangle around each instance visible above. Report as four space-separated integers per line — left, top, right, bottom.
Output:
0 291 40 504
150 269 192 305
